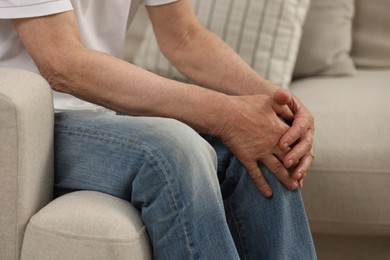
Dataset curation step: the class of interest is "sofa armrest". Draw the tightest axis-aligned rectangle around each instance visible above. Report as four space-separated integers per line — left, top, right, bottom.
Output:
0 68 54 260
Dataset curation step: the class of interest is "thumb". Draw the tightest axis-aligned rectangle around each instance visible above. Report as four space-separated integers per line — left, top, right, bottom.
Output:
273 88 292 106
272 89 294 121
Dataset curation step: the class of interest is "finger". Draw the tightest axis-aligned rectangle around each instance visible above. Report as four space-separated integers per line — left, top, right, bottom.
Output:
271 92 294 121
279 115 311 151
290 149 315 180
299 179 304 189
271 100 290 116
271 98 294 121
273 89 292 106
277 105 294 122
283 128 314 168
245 162 273 197
263 155 298 191
273 146 291 163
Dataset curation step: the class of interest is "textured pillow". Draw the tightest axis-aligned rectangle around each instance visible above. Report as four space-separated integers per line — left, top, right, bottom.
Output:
293 0 356 78
133 0 310 88
352 0 390 68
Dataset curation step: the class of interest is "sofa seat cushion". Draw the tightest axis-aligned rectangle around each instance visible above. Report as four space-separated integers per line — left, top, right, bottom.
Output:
290 69 390 236
21 191 151 260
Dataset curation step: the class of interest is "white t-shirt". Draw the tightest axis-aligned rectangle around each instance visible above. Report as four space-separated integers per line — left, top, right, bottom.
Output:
0 0 177 112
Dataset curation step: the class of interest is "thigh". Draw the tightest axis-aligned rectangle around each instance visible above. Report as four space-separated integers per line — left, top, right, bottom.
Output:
54 112 240 259
54 111 215 200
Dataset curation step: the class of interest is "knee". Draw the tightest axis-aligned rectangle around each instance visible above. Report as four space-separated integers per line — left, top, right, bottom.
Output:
132 118 221 207
146 118 217 169
142 118 220 190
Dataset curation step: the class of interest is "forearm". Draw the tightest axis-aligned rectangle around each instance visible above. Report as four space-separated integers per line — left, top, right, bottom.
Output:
47 47 229 135
11 11 231 136
165 26 279 97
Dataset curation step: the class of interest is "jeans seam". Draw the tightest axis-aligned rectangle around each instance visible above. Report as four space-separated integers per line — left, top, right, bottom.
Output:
146 148 197 260
228 201 248 260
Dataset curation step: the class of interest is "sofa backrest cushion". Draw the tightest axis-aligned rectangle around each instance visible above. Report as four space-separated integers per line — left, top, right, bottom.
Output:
293 0 356 78
352 0 390 68
133 0 310 89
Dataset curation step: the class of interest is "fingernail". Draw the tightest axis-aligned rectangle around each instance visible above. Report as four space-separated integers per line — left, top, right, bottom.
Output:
265 189 273 197
296 172 302 179
283 143 289 150
287 160 294 168
291 181 298 190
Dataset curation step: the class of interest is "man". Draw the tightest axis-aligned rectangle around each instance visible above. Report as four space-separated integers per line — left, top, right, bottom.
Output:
0 0 316 259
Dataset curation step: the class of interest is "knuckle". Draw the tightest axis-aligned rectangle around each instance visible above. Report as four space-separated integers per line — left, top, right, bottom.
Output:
299 124 307 136
298 171 307 181
250 170 263 180
310 150 315 160
283 124 290 133
270 162 285 174
246 164 262 178
275 124 287 135
304 138 313 151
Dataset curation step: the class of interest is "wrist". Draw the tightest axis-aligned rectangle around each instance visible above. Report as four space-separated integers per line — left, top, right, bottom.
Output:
255 78 284 97
206 94 235 137
192 91 234 137
158 82 233 137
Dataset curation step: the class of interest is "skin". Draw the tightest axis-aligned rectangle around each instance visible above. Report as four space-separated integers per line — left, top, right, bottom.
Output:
11 0 314 197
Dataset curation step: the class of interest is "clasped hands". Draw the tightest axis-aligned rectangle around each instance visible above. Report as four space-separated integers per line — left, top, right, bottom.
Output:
218 89 315 197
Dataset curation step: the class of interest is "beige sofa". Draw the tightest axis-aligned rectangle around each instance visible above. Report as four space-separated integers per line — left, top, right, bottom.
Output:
292 70 390 260
0 68 153 260
291 1 390 259
1 1 390 260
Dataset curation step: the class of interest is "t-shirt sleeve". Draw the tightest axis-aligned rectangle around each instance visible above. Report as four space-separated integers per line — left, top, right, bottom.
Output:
141 0 178 6
0 0 73 19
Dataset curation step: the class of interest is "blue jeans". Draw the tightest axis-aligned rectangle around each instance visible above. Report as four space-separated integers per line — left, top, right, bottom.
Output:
54 111 316 260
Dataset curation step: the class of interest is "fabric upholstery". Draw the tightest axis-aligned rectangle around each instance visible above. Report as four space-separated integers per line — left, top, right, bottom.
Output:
352 0 390 68
133 0 310 88
21 191 152 260
290 69 390 236
313 234 390 260
0 67 54 260
293 0 356 78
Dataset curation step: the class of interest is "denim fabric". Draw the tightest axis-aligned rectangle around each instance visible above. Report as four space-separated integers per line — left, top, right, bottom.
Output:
54 111 316 260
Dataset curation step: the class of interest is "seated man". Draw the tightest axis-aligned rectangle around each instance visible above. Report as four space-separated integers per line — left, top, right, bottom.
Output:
0 0 316 259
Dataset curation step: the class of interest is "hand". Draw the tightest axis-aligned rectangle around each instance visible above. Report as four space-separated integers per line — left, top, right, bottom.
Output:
216 95 300 197
273 89 315 187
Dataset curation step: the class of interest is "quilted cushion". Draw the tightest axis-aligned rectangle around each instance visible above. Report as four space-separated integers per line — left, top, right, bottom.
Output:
133 0 310 88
